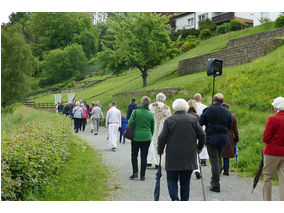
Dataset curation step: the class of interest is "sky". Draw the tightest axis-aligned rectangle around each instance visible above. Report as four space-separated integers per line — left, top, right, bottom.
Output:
1 0 283 24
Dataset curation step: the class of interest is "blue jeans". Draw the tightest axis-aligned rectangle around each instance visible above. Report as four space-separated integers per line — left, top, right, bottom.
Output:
166 170 193 201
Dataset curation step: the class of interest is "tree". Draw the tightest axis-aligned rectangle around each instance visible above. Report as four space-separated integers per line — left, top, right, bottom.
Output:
96 13 178 87
30 12 93 59
40 43 87 85
72 29 99 60
1 24 37 106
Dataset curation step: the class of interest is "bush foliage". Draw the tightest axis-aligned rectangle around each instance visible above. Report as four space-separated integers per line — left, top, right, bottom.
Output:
198 29 212 40
275 15 284 28
1 106 72 200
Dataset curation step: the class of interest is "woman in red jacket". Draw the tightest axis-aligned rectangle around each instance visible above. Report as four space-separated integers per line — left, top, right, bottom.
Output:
262 97 284 201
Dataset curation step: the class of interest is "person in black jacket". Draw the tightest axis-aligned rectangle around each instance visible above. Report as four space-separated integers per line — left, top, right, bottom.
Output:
199 93 232 193
127 98 138 120
158 99 205 201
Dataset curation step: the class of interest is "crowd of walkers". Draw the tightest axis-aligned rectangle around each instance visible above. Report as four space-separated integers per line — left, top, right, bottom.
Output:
55 93 284 201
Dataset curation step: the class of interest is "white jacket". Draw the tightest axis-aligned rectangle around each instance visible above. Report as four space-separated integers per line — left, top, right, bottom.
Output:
106 106 121 127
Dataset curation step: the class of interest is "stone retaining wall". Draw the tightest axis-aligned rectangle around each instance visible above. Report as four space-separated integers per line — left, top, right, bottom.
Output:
178 27 284 75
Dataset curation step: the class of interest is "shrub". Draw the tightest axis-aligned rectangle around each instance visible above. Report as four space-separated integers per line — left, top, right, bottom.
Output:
198 18 217 32
181 35 199 52
170 28 200 41
1 106 72 200
275 15 284 28
198 29 212 40
229 19 248 31
216 23 231 34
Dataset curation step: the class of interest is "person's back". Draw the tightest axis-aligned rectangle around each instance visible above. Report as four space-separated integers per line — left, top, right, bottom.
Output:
199 103 232 146
130 106 155 142
263 111 284 156
81 106 88 119
106 106 121 124
127 101 138 120
92 106 104 119
73 106 83 118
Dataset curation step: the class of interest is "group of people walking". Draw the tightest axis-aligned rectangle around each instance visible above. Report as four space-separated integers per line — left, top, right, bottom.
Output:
58 92 284 201
104 92 239 200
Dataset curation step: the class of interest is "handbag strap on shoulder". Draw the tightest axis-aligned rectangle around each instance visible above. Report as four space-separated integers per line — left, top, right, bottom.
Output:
133 110 137 121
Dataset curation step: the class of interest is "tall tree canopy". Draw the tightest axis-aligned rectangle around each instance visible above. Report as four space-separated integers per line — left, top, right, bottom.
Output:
30 12 93 59
40 43 87 85
1 24 37 106
96 12 178 87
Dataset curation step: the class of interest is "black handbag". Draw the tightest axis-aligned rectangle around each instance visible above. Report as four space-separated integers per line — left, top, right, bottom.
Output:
123 110 137 140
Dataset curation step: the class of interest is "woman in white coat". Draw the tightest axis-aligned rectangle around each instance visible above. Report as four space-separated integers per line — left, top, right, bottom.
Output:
147 92 171 168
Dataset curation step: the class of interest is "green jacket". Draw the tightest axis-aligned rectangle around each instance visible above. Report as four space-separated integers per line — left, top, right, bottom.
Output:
127 106 155 141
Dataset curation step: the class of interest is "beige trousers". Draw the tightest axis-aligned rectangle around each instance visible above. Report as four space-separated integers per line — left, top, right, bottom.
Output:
263 154 284 201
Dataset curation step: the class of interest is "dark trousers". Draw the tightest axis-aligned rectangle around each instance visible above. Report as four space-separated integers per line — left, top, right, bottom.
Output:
207 144 224 188
131 140 151 177
166 170 193 201
74 118 81 132
81 118 87 131
119 131 126 144
222 158 229 172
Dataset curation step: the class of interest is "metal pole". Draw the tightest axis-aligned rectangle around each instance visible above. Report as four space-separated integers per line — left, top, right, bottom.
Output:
212 74 215 104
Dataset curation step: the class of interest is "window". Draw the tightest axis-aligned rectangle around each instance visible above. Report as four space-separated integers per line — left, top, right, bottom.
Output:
198 13 208 21
188 18 194 27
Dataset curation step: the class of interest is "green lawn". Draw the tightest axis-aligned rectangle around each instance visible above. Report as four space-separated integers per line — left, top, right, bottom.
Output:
37 134 114 201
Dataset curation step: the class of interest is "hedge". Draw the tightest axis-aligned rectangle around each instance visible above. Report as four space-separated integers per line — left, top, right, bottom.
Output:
1 106 72 200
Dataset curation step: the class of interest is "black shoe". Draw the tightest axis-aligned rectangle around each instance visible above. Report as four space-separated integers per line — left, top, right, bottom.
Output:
129 173 138 179
140 176 145 181
146 163 152 167
75 130 78 133
112 148 116 152
195 171 201 179
91 129 93 133
210 185 220 193
155 165 159 169
95 133 98 135
223 172 229 176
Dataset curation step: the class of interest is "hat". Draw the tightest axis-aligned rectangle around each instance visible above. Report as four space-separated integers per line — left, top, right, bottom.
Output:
272 97 284 111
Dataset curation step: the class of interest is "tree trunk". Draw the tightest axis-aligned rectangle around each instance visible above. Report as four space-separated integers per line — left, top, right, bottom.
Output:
142 69 148 87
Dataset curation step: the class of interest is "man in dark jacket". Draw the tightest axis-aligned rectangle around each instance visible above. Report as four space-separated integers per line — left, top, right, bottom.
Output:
127 98 138 120
199 93 232 193
158 99 205 201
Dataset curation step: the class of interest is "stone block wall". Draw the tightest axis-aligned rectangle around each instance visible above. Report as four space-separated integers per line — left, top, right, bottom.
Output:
178 27 284 75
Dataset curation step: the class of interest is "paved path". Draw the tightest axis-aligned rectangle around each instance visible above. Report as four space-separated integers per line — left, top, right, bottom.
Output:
76 125 280 201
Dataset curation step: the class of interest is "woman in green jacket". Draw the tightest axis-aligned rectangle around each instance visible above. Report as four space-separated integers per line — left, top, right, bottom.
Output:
128 96 155 181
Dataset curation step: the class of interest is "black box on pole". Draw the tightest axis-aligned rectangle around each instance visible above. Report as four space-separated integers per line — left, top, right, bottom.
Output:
207 58 223 76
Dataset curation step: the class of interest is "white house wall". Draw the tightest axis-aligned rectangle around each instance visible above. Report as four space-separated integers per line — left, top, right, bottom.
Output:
175 13 195 30
174 12 283 30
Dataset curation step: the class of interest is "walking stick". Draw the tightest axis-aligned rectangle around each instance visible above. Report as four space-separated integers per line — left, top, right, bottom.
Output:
198 154 206 201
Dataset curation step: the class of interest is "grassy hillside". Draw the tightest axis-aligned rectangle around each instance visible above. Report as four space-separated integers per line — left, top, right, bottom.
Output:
28 23 283 179
33 23 276 104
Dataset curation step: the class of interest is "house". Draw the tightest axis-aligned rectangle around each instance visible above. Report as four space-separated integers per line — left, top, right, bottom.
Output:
174 12 283 30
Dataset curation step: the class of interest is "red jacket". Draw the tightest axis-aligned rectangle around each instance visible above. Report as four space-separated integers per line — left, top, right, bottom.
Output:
262 111 284 156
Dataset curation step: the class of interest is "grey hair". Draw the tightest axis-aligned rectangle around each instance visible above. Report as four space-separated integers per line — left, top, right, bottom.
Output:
141 96 151 107
156 92 166 102
272 97 284 111
173 99 189 112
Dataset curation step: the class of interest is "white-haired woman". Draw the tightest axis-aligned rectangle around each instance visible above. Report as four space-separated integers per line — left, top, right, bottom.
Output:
157 99 205 201
262 97 284 201
128 96 155 181
73 101 83 133
147 93 171 168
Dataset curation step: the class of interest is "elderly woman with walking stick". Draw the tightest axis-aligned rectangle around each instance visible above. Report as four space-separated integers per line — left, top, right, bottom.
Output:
157 99 205 201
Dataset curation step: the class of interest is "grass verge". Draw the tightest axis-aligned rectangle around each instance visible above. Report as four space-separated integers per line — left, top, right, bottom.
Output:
37 134 114 201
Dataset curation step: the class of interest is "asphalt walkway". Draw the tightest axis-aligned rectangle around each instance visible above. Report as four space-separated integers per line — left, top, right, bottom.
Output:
76 125 280 201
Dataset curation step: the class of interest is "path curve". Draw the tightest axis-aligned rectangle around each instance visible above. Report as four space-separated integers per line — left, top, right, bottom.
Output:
76 125 280 201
